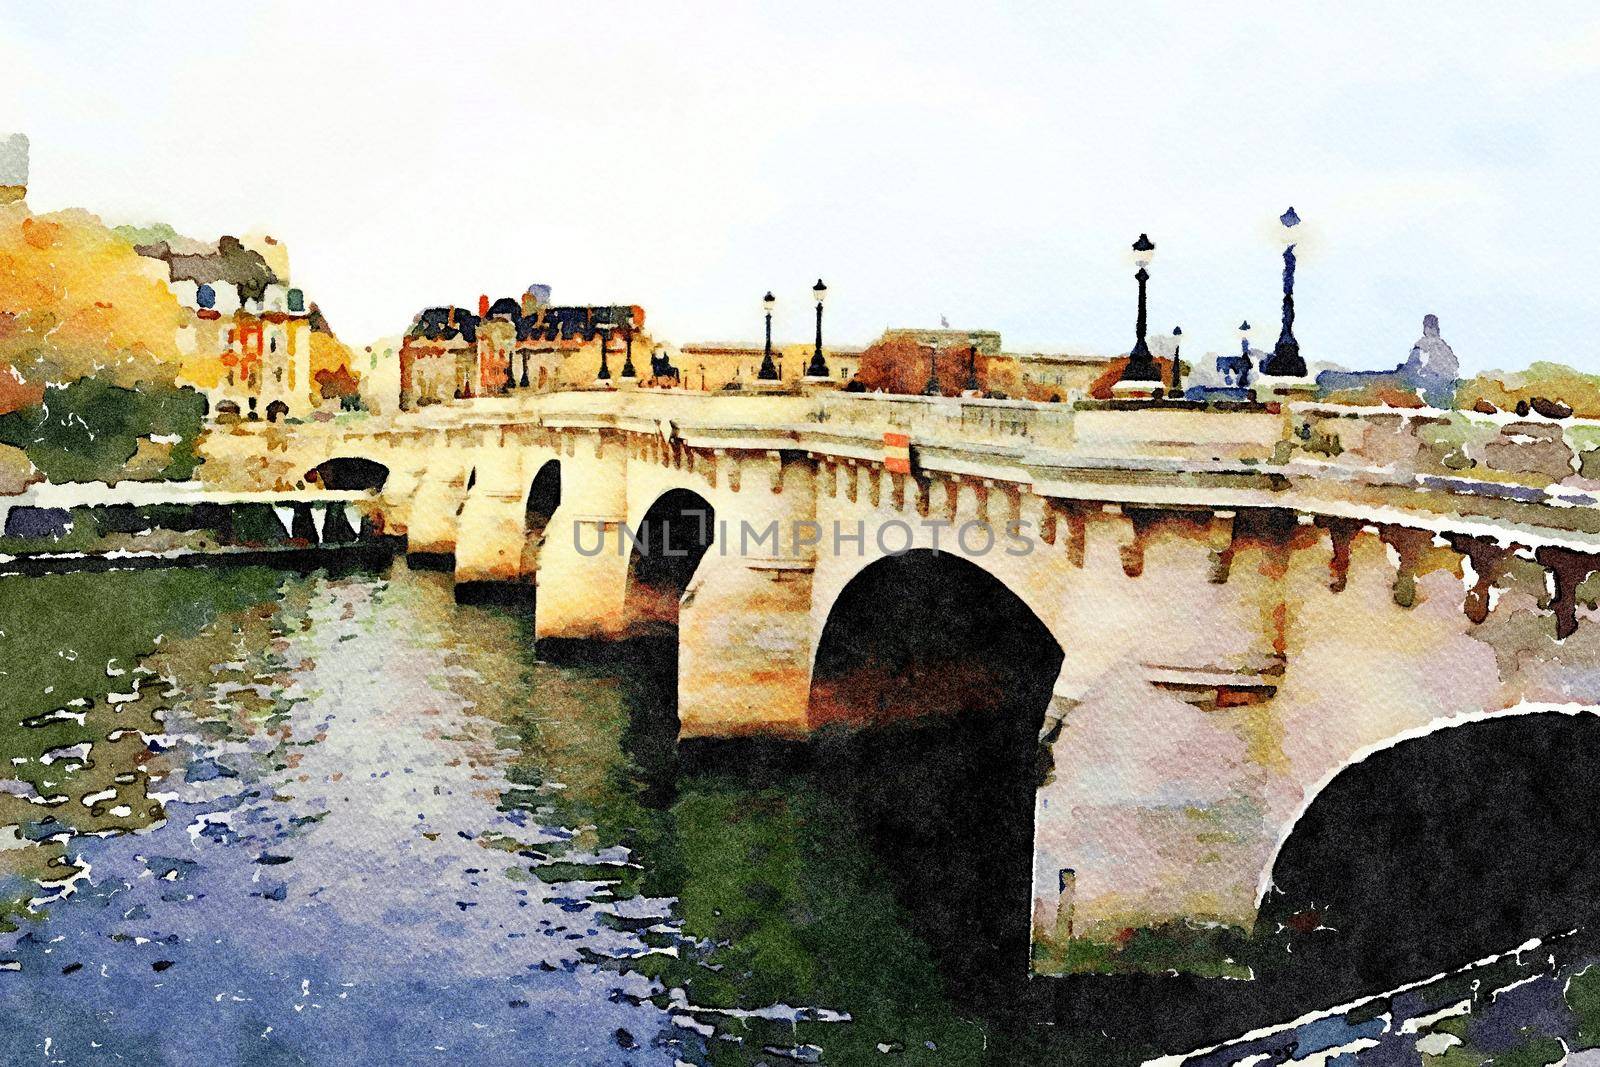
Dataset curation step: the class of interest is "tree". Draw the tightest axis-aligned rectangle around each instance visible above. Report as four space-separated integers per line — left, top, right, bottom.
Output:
0 377 205 483
854 338 1022 396
0 204 184 392
315 363 362 411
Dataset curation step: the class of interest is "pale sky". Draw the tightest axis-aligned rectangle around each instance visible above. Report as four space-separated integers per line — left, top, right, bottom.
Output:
5 2 1599 373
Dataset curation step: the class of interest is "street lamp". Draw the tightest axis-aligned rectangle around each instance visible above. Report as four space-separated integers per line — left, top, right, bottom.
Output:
1169 326 1183 395
1234 320 1254 389
1123 233 1159 381
596 323 613 381
923 340 941 395
805 279 829 378
620 326 637 379
1262 206 1307 377
758 291 779 380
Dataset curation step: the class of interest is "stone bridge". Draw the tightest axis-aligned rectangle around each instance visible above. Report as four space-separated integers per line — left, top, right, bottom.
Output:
195 390 1600 976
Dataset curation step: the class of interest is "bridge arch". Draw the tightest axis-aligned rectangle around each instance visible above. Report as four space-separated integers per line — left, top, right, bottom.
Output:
624 487 716 636
520 458 562 577
307 457 390 491
808 548 1064 732
1254 704 1600 1000
805 547 1065 989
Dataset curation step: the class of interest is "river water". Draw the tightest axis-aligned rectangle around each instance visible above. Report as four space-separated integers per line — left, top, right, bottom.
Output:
0 560 1060 1066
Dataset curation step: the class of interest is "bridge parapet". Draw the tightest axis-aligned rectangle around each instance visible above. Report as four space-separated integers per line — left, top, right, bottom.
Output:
1288 401 1600 486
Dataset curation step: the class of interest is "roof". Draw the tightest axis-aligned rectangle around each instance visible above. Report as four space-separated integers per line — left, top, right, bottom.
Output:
407 299 643 345
408 306 479 343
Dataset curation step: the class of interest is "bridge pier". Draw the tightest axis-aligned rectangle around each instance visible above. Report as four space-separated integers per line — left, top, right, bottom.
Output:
406 449 471 558
535 432 630 640
679 453 818 739
455 448 546 587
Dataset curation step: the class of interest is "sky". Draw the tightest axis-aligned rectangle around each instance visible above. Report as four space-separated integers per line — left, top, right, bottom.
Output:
4 2 1600 373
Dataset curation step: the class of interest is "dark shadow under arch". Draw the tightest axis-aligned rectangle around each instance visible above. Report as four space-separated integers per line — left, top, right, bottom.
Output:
1257 710 1600 1002
623 488 715 636
520 460 562 580
307 457 389 491
810 550 1063 733
805 549 1065 1006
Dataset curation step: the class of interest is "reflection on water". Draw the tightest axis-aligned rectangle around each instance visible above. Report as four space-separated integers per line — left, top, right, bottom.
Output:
0 560 1078 1066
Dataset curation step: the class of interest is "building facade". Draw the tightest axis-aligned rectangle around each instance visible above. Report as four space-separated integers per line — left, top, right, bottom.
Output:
140 233 324 421
675 342 863 392
399 289 650 409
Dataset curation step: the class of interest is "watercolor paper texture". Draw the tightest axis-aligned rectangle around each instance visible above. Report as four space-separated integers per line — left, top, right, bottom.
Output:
6 4 1600 1064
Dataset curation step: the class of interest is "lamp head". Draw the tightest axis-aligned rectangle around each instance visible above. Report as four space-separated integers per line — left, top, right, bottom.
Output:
1131 232 1156 269
813 279 827 305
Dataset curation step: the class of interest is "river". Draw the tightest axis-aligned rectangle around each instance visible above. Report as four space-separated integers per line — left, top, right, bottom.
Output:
0 559 1078 1066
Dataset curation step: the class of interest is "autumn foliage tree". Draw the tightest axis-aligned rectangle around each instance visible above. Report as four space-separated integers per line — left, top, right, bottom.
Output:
0 205 185 405
853 337 1021 397
0 203 201 481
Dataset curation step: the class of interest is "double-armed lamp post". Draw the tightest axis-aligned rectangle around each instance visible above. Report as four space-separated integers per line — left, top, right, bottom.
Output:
1236 320 1253 387
620 325 636 379
923 341 941 396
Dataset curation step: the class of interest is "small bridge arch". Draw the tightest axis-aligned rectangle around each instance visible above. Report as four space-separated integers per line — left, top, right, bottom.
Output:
520 458 562 578
307 457 390 491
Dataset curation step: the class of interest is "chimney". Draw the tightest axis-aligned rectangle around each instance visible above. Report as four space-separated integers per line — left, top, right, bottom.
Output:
478 294 490 317
0 133 28 204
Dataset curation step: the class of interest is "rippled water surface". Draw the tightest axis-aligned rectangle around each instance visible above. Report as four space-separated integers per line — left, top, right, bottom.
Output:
0 561 1023 1066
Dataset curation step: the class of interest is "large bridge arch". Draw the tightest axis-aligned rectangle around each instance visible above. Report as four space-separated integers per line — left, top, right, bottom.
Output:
622 487 717 636
804 548 1066 991
807 548 1064 733
1253 704 1600 1001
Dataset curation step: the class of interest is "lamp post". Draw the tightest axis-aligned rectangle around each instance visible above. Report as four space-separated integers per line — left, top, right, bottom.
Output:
620 326 636 379
1123 233 1159 382
596 324 613 381
1262 206 1306 377
965 343 979 393
758 291 779 380
1169 326 1183 395
806 279 829 377
1235 320 1254 389
922 340 941 395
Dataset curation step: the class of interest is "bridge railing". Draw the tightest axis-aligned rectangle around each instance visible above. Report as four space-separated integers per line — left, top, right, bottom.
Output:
814 391 1079 450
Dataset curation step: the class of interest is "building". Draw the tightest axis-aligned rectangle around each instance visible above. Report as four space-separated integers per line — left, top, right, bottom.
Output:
675 342 863 391
136 232 327 421
879 327 1002 358
399 287 651 409
1014 352 1118 398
